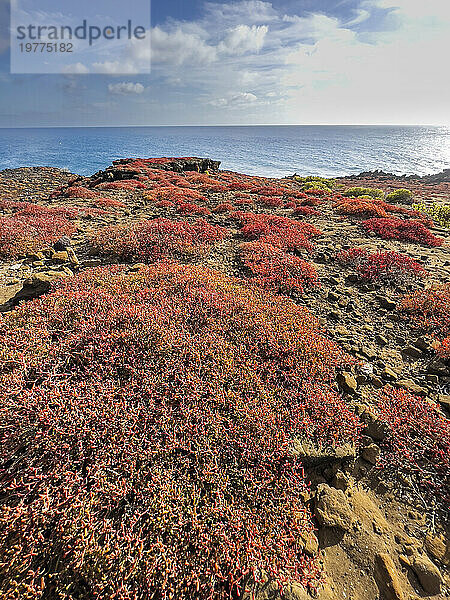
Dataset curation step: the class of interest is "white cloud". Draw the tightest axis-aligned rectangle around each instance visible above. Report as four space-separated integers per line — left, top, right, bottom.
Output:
108 82 145 95
52 0 450 125
218 25 268 55
281 3 450 124
62 63 89 74
204 1 278 25
208 92 258 107
369 0 450 20
151 26 216 66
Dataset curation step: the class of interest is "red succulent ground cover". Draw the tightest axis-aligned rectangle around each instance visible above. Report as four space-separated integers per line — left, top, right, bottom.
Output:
0 263 360 600
438 336 450 359
337 248 426 286
176 202 211 216
233 212 322 253
90 218 227 261
293 206 321 217
96 180 147 191
334 196 433 223
256 196 284 208
375 387 450 519
0 213 76 258
399 284 450 339
362 217 443 247
93 197 126 208
437 336 450 360
239 241 320 295
213 201 234 213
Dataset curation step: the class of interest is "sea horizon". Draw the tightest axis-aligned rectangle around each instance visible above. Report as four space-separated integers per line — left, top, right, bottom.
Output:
1 124 449 179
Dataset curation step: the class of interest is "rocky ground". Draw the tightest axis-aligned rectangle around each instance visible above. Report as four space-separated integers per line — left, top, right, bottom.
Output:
0 160 448 600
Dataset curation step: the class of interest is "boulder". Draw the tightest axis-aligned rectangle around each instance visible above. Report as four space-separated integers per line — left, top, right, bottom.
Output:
362 444 380 465
314 484 353 531
411 554 443 594
53 235 72 251
336 372 357 394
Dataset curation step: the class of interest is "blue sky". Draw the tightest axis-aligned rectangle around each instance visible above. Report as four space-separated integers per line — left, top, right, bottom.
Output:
0 0 449 126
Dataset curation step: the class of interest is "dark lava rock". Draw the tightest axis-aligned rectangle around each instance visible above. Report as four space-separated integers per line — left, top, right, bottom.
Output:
53 236 72 251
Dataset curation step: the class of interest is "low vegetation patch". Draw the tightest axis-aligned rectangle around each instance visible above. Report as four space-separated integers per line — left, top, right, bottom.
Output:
362 217 443 246
337 248 426 286
385 189 413 203
239 241 319 295
413 201 450 228
342 187 384 199
0 213 76 258
233 212 322 253
399 283 450 338
0 263 360 600
376 387 450 520
90 218 226 262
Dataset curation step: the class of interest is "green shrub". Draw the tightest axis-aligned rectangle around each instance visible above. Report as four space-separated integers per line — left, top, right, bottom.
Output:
385 189 413 204
413 202 450 228
342 187 384 199
294 176 335 190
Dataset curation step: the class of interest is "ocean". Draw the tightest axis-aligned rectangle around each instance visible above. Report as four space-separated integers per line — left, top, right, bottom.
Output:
0 125 449 178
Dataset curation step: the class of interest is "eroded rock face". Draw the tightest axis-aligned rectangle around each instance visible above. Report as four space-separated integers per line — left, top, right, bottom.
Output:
91 157 221 184
314 484 354 531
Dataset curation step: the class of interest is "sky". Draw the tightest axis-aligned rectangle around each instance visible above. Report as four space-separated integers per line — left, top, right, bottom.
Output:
0 0 449 127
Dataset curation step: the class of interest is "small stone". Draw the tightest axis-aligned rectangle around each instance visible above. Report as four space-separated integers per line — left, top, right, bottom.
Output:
11 271 69 303
299 530 319 556
362 412 389 441
66 247 80 266
82 259 102 267
398 554 411 568
328 310 342 320
402 346 422 359
128 263 147 272
52 251 69 263
427 360 448 375
315 484 353 531
371 375 384 389
337 372 357 394
382 366 398 381
360 346 377 360
29 251 46 261
327 291 339 302
377 295 396 310
53 235 72 250
362 444 380 465
335 325 349 335
438 394 450 410
375 334 388 346
374 553 404 600
414 337 432 352
411 554 442 595
332 470 350 491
